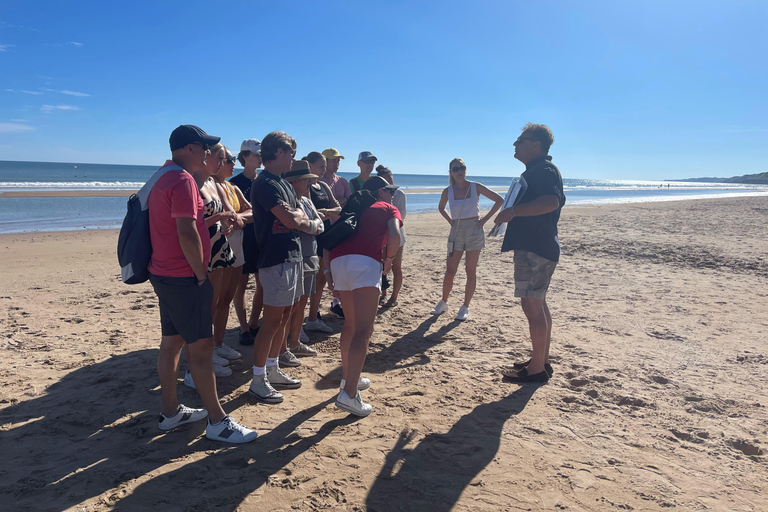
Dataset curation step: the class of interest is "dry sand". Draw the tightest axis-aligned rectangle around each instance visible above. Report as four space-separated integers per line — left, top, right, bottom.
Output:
1 196 767 511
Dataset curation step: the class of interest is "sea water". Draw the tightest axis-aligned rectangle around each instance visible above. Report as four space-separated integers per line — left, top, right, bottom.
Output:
1 160 767 234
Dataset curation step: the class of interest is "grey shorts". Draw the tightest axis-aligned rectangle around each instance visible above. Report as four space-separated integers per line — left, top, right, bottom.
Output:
302 271 317 297
259 261 303 307
149 274 213 343
449 221 485 253
513 250 557 300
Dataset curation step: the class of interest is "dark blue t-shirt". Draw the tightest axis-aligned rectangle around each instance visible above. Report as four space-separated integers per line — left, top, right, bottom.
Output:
250 170 302 268
501 156 566 262
229 172 259 268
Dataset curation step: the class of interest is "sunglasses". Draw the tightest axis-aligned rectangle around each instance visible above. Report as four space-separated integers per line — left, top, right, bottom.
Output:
450 166 466 173
224 156 236 165
191 141 210 152
516 136 536 144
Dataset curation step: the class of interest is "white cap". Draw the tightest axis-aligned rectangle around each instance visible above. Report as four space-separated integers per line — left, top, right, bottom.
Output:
240 138 261 154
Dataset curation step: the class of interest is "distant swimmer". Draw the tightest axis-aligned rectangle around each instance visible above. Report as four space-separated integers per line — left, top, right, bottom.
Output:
494 123 566 384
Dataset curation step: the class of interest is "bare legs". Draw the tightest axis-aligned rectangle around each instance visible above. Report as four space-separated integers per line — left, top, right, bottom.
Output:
307 257 326 322
211 266 240 348
234 273 250 334
390 245 404 302
520 297 552 375
440 249 481 307
253 304 292 368
338 287 379 398
287 295 310 350
158 335 225 423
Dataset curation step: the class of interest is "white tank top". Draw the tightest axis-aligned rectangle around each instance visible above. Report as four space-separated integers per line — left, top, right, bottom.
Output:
448 182 480 219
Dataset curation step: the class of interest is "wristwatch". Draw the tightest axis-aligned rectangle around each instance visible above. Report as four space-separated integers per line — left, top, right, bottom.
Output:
323 268 331 274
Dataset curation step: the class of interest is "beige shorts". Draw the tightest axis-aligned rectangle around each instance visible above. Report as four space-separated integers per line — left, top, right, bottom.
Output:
513 250 557 300
448 221 485 253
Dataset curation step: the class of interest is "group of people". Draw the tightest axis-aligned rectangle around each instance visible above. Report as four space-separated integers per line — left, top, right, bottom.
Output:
147 122 565 444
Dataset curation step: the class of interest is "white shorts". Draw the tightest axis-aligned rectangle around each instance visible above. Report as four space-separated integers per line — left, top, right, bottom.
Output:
228 229 245 268
330 254 382 291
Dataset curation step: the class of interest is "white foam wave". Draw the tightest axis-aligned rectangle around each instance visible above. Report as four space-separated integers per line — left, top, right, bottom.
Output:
0 181 144 190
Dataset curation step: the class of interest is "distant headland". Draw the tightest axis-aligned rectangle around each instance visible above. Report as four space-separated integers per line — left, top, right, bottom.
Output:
678 172 768 184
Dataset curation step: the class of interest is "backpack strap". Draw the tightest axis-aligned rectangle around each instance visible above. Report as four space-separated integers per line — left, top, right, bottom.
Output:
137 163 183 210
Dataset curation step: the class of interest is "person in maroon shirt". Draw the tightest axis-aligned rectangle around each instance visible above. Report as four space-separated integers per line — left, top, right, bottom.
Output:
325 176 402 417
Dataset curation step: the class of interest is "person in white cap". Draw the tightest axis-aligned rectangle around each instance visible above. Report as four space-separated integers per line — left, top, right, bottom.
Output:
230 139 263 347
349 151 377 193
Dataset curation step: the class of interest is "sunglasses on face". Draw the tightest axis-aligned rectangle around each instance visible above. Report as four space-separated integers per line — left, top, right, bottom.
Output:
191 142 210 152
450 166 466 173
516 136 536 144
224 156 236 165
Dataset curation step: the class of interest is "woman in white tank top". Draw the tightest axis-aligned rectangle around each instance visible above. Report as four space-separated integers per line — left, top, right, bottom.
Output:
432 158 503 321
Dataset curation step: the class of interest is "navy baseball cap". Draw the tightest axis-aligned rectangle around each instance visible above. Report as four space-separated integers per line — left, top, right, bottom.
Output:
363 176 398 193
169 125 221 151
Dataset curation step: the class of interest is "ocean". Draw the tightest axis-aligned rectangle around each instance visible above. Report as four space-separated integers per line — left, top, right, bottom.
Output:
1 160 767 234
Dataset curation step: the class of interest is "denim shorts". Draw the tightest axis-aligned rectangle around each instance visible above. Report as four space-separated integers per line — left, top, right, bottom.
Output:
259 261 303 307
513 250 557 300
149 274 213 343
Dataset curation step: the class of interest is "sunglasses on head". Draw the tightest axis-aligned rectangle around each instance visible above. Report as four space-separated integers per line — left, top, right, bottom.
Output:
450 165 466 173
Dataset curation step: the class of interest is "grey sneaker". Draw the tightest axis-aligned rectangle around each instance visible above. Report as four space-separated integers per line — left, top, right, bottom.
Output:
291 342 318 357
248 375 284 404
212 353 229 367
279 350 301 367
267 365 302 390
215 344 241 360
340 376 371 391
158 404 208 431
304 318 333 333
335 390 372 417
213 361 232 377
205 416 257 444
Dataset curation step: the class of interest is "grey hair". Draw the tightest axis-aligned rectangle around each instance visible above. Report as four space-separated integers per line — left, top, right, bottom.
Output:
522 123 554 154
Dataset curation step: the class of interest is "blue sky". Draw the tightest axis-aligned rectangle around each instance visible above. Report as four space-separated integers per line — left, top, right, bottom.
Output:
0 0 766 180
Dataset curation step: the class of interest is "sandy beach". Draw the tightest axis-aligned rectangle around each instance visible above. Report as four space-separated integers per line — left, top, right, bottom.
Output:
1 196 767 511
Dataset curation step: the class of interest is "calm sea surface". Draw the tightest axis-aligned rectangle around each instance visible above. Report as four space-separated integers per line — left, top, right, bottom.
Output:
1 160 767 234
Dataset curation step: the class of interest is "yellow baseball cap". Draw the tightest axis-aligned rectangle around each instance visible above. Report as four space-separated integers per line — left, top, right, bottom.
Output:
321 147 345 159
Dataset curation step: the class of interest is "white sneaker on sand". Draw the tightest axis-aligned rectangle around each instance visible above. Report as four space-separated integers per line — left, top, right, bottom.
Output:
340 376 371 391
304 318 333 333
205 416 257 444
213 361 232 377
455 305 469 321
336 390 372 417
212 353 229 367
215 344 241 360
291 342 318 357
278 350 301 368
431 300 449 315
267 365 302 389
158 404 208 431
248 375 284 404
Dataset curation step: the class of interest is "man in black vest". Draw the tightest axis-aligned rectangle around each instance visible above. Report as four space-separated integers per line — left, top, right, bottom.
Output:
495 123 566 383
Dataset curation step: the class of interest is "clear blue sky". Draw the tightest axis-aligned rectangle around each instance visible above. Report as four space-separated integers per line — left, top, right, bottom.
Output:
1 0 766 180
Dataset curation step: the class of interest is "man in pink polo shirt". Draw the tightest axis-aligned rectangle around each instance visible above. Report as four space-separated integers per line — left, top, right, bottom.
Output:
148 124 256 443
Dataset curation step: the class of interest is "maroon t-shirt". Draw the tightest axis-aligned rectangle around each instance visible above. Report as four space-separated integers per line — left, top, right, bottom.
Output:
147 161 210 277
330 201 402 263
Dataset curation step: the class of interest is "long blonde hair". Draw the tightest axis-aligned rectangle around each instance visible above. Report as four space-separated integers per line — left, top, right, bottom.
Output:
449 158 465 185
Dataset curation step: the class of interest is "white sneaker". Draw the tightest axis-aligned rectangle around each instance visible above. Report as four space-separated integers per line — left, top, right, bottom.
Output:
248 375 284 404
212 353 229 367
299 327 309 343
213 361 232 377
291 342 318 357
215 344 241 360
455 305 469 321
304 318 333 333
158 404 208 431
340 376 371 391
267 365 302 389
431 299 449 315
205 416 257 444
278 350 301 368
335 390 372 417
183 371 196 389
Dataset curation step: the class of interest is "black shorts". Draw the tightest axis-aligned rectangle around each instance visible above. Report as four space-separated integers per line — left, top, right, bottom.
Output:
149 274 213 343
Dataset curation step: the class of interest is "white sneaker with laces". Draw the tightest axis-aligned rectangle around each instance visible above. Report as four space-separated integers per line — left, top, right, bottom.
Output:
299 327 309 343
278 350 301 367
340 376 371 391
335 390 372 417
267 365 302 389
248 375 284 404
304 318 333 333
431 299 449 315
213 361 232 377
158 404 208 431
455 305 469 321
205 416 257 444
212 353 229 367
215 344 241 360
291 342 318 357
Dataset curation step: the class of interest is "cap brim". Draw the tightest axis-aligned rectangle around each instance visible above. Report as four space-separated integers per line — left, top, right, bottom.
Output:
203 135 221 145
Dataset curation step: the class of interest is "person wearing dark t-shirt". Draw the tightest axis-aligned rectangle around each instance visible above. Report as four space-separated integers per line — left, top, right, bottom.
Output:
230 138 263 346
494 123 566 384
325 176 403 417
349 151 377 192
247 131 318 405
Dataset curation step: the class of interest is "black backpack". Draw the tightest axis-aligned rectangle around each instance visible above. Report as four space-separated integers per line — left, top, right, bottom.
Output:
117 163 182 284
316 190 376 251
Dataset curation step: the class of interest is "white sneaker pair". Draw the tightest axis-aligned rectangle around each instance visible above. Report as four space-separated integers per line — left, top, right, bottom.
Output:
431 300 469 321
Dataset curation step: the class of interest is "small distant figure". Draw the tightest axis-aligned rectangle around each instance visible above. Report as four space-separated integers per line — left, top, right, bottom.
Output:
494 123 566 384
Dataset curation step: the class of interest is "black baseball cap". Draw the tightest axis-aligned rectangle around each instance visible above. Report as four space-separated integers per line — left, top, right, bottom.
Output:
169 125 221 151
363 176 399 193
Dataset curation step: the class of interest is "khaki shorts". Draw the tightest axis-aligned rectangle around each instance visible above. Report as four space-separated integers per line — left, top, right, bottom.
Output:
448 221 485 253
513 250 557 300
